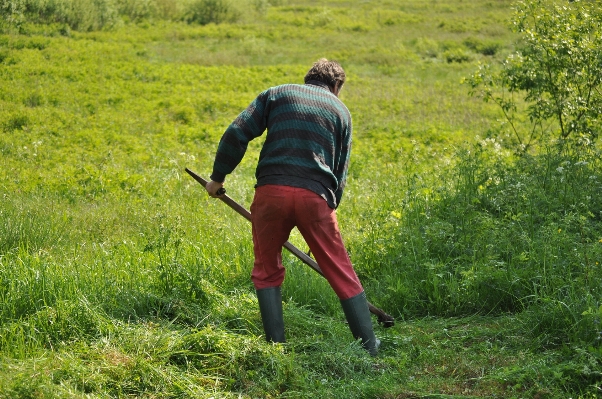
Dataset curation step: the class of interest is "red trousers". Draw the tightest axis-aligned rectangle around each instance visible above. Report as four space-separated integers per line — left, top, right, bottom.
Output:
250 185 363 300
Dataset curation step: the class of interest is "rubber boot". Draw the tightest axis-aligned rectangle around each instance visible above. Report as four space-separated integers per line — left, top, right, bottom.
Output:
256 287 285 343
340 291 380 356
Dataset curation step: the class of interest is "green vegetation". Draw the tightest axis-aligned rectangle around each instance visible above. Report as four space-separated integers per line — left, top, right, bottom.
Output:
1 0 601 397
468 0 602 150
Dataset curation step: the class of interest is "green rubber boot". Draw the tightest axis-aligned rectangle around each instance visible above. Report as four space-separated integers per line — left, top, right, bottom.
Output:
256 287 285 343
340 291 380 356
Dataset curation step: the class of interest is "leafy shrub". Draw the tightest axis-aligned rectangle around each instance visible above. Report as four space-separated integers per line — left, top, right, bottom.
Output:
155 0 180 19
0 0 26 30
363 137 602 336
413 36 439 58
3 113 28 132
443 48 471 63
184 0 240 25
170 105 196 124
117 0 158 22
463 36 502 56
22 0 121 31
23 92 43 107
252 0 268 14
310 7 332 27
469 0 602 147
0 50 10 63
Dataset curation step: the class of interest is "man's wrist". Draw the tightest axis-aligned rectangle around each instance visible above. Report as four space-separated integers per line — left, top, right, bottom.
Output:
210 171 226 183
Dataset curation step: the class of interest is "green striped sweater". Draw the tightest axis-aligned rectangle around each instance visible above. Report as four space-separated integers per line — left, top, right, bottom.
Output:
210 81 352 208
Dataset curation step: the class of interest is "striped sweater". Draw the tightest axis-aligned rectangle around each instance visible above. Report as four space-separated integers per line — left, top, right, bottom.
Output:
210 81 352 208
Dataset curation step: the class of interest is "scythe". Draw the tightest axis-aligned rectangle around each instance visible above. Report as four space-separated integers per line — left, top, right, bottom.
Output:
185 167 394 328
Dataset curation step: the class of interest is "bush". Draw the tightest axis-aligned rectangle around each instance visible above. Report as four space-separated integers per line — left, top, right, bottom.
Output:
468 0 602 148
413 37 439 58
1 0 266 30
3 113 28 132
117 0 158 22
0 0 25 31
21 0 121 31
155 0 180 20
184 0 240 25
363 137 602 337
463 36 502 56
443 48 471 63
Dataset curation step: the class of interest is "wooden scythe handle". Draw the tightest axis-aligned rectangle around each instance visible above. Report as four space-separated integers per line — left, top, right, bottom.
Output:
185 168 395 328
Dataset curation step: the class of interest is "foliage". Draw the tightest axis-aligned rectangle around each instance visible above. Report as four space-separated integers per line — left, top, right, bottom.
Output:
348 138 601 325
468 0 602 150
0 0 25 30
117 0 160 22
184 0 239 25
0 0 266 31
21 0 121 31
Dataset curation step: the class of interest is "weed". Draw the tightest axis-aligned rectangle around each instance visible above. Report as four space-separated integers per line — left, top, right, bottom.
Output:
2 113 28 132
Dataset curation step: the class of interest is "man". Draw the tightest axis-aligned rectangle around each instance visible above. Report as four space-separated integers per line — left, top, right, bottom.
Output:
205 59 379 356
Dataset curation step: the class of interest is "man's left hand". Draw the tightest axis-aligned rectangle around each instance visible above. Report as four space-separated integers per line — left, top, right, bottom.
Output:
205 180 225 197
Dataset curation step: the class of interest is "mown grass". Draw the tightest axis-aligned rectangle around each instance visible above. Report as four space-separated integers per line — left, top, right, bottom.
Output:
1 0 602 397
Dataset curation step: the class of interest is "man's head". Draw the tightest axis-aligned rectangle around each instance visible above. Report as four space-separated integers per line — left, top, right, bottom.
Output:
304 58 346 96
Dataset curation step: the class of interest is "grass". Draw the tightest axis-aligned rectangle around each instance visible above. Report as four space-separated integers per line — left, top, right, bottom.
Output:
1 0 602 397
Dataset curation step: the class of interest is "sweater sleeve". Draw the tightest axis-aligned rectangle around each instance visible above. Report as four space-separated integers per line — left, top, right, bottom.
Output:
333 117 352 207
210 90 269 182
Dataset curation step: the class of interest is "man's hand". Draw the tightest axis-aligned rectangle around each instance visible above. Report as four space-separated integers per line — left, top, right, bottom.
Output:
205 180 225 198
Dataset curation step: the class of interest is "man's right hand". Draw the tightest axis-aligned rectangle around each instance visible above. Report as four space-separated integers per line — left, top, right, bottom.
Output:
205 180 225 198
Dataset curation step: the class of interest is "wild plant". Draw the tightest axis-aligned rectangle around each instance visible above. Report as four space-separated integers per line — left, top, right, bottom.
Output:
468 0 602 150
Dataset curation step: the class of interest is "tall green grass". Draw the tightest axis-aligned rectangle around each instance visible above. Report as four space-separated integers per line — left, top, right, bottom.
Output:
347 140 602 340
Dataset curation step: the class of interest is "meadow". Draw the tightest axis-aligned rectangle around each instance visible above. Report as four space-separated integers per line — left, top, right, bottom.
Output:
1 0 601 397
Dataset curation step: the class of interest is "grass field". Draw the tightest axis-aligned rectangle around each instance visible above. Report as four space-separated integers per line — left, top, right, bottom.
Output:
1 0 602 397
